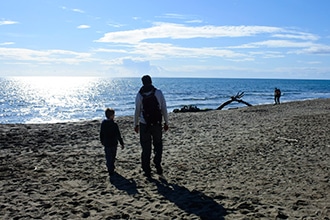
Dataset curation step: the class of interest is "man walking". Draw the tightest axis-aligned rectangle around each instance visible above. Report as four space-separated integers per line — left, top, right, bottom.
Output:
134 75 169 177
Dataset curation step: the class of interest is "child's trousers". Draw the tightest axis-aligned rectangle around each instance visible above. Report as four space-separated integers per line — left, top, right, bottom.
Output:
104 146 117 175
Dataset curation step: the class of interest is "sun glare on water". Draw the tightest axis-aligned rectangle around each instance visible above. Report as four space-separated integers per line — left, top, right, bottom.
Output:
14 75 97 92
14 76 95 93
11 76 101 123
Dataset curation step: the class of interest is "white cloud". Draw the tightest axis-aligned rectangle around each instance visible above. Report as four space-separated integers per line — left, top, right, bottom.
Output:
103 58 165 77
72 8 85 13
157 13 189 20
107 22 125 28
95 42 247 61
272 32 318 41
93 23 328 65
0 47 93 64
234 40 317 49
306 61 321 64
157 13 203 23
0 42 15 45
249 51 285 59
61 6 85 14
77 25 91 29
298 45 330 55
95 23 286 44
134 42 246 59
0 20 18 25
186 19 203 24
93 48 129 53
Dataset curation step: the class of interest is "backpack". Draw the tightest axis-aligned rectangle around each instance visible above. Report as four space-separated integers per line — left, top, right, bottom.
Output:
275 89 281 96
141 88 162 126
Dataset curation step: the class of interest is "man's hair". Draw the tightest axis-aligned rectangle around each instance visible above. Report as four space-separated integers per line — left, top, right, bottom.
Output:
105 108 115 118
142 75 152 86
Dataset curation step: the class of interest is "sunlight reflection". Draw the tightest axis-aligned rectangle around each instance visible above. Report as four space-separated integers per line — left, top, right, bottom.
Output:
13 76 96 95
11 76 102 123
2 76 140 123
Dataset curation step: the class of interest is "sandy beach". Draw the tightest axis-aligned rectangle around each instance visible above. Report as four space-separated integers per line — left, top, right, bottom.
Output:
1 98 329 219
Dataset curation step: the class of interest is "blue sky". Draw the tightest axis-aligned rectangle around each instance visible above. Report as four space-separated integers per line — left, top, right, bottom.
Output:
1 0 330 79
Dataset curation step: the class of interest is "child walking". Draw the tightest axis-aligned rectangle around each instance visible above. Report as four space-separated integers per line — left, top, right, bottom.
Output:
100 108 124 176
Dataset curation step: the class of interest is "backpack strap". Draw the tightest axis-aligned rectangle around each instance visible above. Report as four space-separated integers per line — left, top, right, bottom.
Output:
140 88 156 98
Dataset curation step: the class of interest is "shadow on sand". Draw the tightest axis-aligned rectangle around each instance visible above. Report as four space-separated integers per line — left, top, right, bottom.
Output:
110 172 138 195
151 177 227 219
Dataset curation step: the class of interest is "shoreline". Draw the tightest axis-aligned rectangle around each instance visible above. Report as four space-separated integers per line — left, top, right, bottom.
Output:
1 98 329 219
1 97 329 125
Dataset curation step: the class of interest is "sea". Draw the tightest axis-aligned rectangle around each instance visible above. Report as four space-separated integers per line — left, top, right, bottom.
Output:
0 77 329 124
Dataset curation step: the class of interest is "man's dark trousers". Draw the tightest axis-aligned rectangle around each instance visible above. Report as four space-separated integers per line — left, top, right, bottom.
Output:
139 123 163 175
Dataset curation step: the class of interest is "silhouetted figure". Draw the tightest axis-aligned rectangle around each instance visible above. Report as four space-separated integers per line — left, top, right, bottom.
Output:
274 88 281 104
100 108 124 176
134 75 169 178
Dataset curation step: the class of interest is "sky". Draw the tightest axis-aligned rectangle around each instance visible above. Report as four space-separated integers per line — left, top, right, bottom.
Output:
1 0 330 79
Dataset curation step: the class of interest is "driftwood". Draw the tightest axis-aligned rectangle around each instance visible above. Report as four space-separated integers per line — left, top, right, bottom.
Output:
216 92 252 110
173 92 252 113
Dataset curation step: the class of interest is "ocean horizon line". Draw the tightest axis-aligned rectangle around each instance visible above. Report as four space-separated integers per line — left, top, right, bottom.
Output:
1 76 330 80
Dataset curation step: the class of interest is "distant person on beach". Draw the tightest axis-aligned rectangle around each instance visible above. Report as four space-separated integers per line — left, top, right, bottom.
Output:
274 87 281 104
100 108 125 176
134 75 169 177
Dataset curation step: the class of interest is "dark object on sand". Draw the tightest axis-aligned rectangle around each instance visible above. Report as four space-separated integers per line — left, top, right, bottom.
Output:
217 92 252 110
173 92 252 113
173 105 212 113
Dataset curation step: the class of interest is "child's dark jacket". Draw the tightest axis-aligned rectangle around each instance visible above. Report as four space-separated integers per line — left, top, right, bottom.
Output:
100 119 124 147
